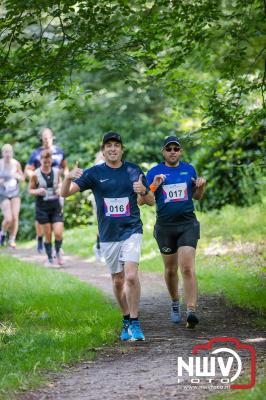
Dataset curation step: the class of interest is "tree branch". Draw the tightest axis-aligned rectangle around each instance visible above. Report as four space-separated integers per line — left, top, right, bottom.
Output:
262 58 266 108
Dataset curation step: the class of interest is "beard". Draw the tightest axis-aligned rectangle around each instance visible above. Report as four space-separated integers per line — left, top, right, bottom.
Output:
166 157 179 166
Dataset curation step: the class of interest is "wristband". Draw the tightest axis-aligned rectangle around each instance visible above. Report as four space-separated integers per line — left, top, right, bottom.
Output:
149 183 158 192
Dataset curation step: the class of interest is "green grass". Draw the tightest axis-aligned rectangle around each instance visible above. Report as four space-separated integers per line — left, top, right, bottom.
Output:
210 365 266 400
198 202 266 243
0 255 120 398
197 253 266 313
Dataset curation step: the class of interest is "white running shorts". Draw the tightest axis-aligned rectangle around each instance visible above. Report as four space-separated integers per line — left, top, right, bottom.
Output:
100 233 142 274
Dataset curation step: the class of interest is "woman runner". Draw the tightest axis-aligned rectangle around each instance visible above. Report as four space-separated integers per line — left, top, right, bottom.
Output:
0 144 24 248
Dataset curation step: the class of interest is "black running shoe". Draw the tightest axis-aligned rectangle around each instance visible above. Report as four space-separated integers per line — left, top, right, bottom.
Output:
37 237 44 254
186 310 199 329
0 233 6 246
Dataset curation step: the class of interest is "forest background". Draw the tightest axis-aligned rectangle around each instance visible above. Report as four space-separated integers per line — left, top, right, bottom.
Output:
0 0 265 238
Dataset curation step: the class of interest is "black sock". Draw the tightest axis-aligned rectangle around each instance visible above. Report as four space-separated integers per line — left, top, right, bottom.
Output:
55 239 62 255
123 314 130 321
37 236 43 244
96 234 100 250
130 317 139 323
44 242 52 260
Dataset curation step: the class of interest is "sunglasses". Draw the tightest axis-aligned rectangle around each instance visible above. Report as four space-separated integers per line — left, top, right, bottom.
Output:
165 146 181 152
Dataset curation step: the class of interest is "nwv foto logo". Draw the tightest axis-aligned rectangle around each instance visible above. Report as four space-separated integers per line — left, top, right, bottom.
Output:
177 337 256 389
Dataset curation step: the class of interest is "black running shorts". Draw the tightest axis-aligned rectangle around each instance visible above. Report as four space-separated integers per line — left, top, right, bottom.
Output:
36 201 63 225
154 220 200 254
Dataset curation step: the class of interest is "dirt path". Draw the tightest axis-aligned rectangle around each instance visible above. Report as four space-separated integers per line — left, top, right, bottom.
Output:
6 247 266 400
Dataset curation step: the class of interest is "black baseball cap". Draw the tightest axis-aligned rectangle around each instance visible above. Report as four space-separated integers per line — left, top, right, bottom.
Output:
162 136 181 149
102 131 122 146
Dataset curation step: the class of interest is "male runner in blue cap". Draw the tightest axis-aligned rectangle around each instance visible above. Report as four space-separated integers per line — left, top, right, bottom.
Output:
145 136 206 328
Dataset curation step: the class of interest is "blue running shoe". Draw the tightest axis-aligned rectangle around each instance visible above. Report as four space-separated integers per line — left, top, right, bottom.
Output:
120 319 131 341
186 310 199 329
129 320 145 341
171 301 181 323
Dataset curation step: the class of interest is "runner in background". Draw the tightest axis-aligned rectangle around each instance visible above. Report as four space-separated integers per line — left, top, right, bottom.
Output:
0 144 24 248
29 149 64 266
25 127 68 253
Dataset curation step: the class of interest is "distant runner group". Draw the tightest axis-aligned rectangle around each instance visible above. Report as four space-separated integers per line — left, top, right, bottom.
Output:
0 130 206 341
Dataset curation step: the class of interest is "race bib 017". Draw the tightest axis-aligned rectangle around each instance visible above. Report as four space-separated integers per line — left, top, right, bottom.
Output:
162 183 188 203
104 197 130 217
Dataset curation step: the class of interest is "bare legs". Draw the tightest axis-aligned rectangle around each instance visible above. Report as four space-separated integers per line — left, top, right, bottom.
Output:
111 262 141 318
35 221 43 237
0 197 21 244
43 221 64 263
162 246 197 310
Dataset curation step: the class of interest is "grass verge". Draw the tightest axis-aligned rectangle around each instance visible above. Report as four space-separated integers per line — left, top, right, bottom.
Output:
0 254 120 398
210 365 266 400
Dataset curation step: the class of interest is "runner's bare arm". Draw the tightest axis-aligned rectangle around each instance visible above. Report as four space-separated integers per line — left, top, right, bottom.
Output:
138 173 165 205
133 174 155 206
192 177 206 200
61 163 83 197
29 175 46 196
61 179 80 197
137 191 155 206
56 173 62 195
61 159 69 177
15 161 25 181
24 165 35 179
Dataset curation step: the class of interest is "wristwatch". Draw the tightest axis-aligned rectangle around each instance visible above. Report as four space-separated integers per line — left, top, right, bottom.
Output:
139 189 149 197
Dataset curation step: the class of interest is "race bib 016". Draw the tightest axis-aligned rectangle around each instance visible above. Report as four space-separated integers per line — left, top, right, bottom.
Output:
104 197 130 217
162 183 188 203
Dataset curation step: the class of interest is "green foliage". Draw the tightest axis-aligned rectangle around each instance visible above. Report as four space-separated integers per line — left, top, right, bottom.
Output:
0 254 120 395
194 127 266 209
0 0 265 129
19 186 36 240
63 192 93 229
1 0 266 222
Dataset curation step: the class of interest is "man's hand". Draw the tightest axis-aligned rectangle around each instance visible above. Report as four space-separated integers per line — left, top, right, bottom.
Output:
192 177 206 188
192 177 206 200
61 161 82 198
152 174 166 187
133 174 147 195
37 188 47 196
67 161 83 180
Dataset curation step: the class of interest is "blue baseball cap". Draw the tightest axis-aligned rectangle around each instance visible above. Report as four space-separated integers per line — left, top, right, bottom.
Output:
162 136 181 149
